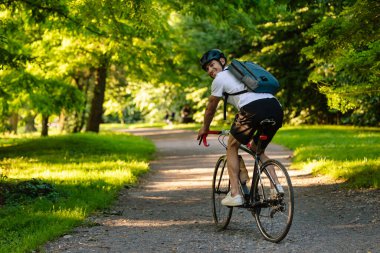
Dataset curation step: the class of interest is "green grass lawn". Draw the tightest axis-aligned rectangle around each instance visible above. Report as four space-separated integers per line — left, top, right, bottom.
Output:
272 125 380 188
0 131 155 253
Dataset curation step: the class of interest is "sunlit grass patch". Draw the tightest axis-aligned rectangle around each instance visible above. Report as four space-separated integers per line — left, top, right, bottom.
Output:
0 132 155 253
303 158 380 188
4 159 148 184
273 125 380 188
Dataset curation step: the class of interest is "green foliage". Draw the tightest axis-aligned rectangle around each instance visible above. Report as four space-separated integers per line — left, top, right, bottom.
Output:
29 78 84 116
1 0 173 133
252 5 334 124
1 0 379 133
0 131 155 252
302 0 380 125
273 125 380 188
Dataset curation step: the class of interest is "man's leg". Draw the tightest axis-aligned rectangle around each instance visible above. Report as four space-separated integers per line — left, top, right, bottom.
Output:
260 153 278 184
227 135 241 197
260 152 284 195
250 141 282 190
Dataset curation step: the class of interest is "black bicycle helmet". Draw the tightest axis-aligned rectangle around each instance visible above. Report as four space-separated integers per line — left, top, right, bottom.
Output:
200 49 226 71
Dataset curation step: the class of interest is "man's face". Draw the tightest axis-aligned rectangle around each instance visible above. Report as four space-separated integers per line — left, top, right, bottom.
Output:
206 59 225 79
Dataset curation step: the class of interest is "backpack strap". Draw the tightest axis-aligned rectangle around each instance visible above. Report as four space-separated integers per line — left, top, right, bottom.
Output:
222 90 248 120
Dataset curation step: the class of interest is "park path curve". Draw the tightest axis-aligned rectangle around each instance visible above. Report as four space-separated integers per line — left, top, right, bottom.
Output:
45 128 380 253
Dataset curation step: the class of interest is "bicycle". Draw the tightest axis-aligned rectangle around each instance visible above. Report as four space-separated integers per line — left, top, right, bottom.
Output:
200 119 294 243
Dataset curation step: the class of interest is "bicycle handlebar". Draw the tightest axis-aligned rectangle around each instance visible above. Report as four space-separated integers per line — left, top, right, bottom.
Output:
198 130 228 147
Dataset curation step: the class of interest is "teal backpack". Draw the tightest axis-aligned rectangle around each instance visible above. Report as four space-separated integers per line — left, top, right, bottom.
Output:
222 59 280 120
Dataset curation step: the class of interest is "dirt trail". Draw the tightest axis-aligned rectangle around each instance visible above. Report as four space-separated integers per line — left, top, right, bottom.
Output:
45 128 380 253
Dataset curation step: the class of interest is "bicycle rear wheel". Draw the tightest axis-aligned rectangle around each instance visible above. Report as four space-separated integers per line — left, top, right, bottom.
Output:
254 159 294 242
212 155 233 229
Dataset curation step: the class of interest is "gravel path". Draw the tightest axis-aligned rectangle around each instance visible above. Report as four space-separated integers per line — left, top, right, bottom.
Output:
45 128 380 253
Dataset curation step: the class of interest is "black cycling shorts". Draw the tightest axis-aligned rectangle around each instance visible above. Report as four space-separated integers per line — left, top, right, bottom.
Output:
230 98 283 150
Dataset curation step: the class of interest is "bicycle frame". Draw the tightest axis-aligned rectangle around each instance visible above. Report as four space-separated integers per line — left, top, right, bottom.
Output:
203 127 294 243
203 131 280 210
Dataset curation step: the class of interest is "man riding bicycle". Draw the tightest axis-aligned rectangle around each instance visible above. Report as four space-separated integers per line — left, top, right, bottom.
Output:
197 49 284 206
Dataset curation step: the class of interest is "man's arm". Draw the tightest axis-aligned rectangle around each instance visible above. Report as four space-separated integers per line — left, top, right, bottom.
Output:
197 95 221 140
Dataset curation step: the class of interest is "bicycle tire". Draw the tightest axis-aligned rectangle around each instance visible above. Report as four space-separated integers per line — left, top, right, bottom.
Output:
212 155 233 230
253 159 294 243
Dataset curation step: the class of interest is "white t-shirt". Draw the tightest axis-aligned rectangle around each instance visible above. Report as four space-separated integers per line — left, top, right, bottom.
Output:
211 69 274 110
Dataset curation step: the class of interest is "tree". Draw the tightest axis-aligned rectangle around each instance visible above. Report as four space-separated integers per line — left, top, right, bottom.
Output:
1 0 172 133
29 79 83 136
252 5 334 124
302 0 380 125
65 0 170 132
0 0 79 134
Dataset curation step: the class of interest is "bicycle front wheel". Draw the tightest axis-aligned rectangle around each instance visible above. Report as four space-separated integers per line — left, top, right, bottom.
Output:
254 159 294 243
212 155 233 230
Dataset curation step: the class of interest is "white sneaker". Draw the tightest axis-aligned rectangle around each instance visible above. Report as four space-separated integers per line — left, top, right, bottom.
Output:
221 192 244 206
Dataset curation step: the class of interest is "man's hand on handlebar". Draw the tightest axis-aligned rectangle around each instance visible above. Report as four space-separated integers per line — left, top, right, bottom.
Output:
197 129 224 147
197 127 208 145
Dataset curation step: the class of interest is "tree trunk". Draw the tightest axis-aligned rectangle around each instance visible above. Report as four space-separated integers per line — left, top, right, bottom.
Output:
24 113 37 132
86 59 108 133
59 110 66 133
41 115 49 137
71 70 92 133
9 113 18 134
